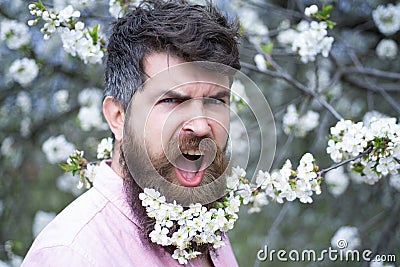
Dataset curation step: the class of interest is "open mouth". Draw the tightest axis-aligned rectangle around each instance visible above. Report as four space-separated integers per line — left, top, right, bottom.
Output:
174 149 207 187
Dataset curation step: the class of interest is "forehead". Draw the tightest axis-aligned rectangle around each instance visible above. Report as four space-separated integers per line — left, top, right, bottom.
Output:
142 52 231 95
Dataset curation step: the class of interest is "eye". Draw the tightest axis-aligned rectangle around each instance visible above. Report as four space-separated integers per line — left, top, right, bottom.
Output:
203 98 226 105
159 98 181 104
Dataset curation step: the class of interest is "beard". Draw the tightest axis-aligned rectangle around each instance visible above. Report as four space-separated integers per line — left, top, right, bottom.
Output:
120 133 230 255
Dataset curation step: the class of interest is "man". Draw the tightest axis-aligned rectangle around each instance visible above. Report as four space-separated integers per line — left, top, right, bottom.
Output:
22 0 240 266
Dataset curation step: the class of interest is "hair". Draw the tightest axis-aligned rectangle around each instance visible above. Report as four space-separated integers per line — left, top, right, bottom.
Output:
104 0 241 110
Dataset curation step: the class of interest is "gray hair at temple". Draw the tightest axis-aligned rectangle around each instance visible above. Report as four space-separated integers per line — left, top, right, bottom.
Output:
104 0 241 111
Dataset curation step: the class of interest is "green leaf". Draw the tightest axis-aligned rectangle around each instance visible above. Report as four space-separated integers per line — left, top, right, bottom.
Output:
261 41 274 55
59 163 76 172
321 4 333 17
88 24 99 44
215 202 224 208
326 20 336 29
34 0 45 10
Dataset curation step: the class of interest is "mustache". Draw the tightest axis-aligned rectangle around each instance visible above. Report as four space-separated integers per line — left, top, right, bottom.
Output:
162 134 218 163
152 134 223 184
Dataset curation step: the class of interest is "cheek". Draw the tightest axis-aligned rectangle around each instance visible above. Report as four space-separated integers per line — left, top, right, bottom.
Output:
144 110 177 154
211 120 229 148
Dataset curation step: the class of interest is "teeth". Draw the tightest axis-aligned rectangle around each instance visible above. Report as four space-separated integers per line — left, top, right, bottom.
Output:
183 149 203 156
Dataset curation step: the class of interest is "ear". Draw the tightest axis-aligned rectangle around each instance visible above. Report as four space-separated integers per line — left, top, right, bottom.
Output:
103 96 124 142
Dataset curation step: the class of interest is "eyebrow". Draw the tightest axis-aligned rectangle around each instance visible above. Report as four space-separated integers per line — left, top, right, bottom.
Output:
161 90 230 100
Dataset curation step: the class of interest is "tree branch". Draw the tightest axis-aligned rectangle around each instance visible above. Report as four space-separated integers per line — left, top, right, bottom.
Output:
345 67 400 80
317 147 373 176
241 60 343 120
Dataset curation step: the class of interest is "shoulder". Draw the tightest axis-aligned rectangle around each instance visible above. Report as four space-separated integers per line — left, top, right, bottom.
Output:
34 188 109 247
21 244 97 267
22 188 110 266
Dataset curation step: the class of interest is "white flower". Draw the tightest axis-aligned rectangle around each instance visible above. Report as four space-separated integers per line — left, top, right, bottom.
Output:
295 189 313 203
16 91 32 114
77 105 107 131
326 139 343 163
237 183 252 204
9 58 39 86
325 166 349 197
282 104 299 134
58 5 80 23
372 4 400 35
376 157 398 176
277 29 298 46
225 194 240 215
32 210 56 237
97 137 113 159
230 79 248 113
255 170 271 189
85 163 98 183
150 224 171 246
75 33 104 64
59 22 104 64
0 19 30 50
297 110 320 137
172 249 189 265
304 5 318 17
78 88 103 107
279 159 292 179
320 36 334 57
60 27 83 56
291 20 334 63
282 104 319 137
330 226 361 251
327 119 370 163
237 8 268 44
376 39 398 59
363 162 382 185
363 110 388 126
297 153 316 179
109 0 123 18
248 192 269 214
254 54 267 71
54 90 70 112
42 135 75 164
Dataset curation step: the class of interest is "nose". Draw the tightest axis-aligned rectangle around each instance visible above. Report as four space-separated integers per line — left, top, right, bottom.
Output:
181 100 211 137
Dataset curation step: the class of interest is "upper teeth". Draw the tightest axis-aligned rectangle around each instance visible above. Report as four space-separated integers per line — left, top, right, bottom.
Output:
183 150 203 156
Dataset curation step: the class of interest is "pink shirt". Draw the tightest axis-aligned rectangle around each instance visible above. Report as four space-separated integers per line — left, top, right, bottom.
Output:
22 161 238 267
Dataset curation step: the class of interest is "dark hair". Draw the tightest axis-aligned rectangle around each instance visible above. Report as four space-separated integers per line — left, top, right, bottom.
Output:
104 0 241 110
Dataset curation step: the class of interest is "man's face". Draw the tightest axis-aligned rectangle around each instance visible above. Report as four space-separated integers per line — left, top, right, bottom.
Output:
122 53 231 205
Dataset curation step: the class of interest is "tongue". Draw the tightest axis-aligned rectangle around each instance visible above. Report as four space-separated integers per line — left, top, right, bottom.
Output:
179 170 196 180
175 155 198 173
174 155 203 186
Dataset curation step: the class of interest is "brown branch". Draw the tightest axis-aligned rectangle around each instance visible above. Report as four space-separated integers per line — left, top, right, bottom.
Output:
317 147 373 176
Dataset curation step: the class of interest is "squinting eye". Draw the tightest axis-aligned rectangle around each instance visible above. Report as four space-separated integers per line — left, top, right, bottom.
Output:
203 98 225 105
160 98 180 104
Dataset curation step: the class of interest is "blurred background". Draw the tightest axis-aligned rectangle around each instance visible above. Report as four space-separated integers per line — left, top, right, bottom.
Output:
0 0 399 266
